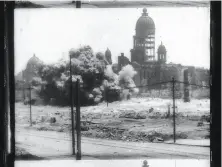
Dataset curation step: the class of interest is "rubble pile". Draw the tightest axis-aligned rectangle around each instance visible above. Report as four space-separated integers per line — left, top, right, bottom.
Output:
118 110 147 119
81 125 189 143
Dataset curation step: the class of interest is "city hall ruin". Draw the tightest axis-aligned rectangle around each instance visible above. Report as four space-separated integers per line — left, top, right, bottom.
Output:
112 8 209 99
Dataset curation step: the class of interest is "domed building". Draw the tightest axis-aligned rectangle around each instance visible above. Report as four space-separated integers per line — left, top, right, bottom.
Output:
157 41 167 64
23 54 44 83
128 8 170 86
15 54 44 102
116 8 209 91
26 54 43 71
131 8 156 64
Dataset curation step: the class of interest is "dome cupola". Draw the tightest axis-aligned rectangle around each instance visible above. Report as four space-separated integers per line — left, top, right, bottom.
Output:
26 54 43 69
157 41 167 54
157 41 167 64
131 8 156 65
135 8 155 37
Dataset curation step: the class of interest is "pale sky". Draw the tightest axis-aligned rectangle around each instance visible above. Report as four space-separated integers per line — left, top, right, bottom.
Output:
14 7 210 74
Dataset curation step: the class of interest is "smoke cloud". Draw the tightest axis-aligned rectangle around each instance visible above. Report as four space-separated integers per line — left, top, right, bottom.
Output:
118 64 137 81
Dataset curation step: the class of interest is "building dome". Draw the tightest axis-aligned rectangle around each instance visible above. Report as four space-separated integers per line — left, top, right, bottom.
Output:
26 54 43 72
135 8 155 37
157 42 166 54
27 54 43 66
24 54 44 83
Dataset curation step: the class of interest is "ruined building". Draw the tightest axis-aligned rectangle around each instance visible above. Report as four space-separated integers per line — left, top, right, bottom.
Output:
116 8 209 89
22 54 44 83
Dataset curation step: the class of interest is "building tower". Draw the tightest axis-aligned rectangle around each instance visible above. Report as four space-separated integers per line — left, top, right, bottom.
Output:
118 53 130 71
157 41 167 64
131 8 155 65
105 48 112 65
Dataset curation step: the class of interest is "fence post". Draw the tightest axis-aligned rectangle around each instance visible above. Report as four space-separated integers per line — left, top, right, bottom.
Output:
29 85 32 126
172 77 176 143
70 54 75 155
76 79 81 160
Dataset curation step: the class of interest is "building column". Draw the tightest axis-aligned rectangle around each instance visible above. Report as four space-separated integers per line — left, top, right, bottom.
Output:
184 69 190 102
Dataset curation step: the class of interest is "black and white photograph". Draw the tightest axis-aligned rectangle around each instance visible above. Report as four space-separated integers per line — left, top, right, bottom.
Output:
13 1 210 162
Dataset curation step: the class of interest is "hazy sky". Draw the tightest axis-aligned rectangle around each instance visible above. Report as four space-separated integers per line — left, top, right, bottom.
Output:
15 7 210 74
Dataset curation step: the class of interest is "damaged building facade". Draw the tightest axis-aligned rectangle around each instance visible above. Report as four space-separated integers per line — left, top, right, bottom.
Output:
115 8 209 91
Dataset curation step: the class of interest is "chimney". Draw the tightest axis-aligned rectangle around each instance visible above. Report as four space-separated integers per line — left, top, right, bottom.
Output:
121 53 124 57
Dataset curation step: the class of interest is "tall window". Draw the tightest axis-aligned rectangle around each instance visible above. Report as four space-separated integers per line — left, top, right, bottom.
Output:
148 49 151 56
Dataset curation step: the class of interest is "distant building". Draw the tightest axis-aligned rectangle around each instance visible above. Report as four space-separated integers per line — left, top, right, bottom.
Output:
15 54 44 102
131 8 156 64
105 48 112 65
118 53 130 71
22 54 44 83
116 8 209 90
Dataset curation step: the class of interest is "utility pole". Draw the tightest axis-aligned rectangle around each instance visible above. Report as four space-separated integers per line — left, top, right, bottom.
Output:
104 82 108 107
69 54 75 155
106 88 109 107
22 70 25 100
183 69 190 102
29 85 32 126
76 79 81 160
172 77 176 143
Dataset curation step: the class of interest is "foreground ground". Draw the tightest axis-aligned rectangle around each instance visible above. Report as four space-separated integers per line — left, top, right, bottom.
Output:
15 97 210 159
16 127 210 159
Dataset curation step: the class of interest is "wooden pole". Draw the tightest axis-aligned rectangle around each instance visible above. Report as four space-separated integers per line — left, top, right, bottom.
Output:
106 88 108 107
29 86 32 126
22 70 25 100
183 69 190 102
76 79 81 160
172 77 176 143
70 54 75 155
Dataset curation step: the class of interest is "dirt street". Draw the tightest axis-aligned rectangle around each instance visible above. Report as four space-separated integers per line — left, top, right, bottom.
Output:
15 98 210 159
16 127 210 160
